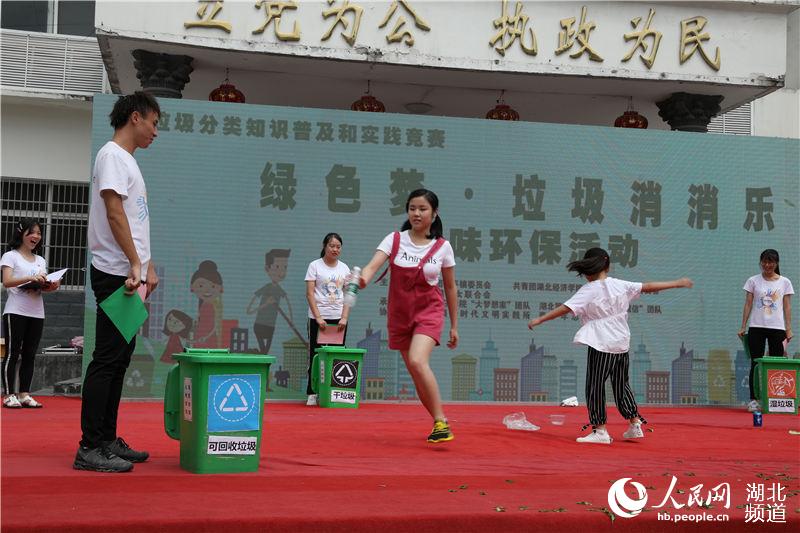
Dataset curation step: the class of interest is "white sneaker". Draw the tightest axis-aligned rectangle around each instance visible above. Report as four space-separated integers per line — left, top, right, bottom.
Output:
747 400 760 412
306 394 318 406
19 395 43 408
623 422 644 439
576 429 612 444
3 394 22 409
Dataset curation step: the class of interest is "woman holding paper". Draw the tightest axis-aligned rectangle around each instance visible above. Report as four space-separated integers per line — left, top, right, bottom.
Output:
1 219 60 409
304 233 350 406
738 248 794 412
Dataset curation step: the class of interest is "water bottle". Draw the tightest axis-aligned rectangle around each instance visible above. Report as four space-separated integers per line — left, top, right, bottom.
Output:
343 267 361 307
753 411 763 427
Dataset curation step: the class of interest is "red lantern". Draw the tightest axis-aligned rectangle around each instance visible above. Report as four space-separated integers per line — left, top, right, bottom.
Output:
614 98 648 128
209 69 245 103
486 103 519 121
351 94 385 112
351 80 385 112
486 90 519 120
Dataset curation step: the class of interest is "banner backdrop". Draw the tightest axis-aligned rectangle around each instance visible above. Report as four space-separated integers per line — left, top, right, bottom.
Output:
86 94 799 404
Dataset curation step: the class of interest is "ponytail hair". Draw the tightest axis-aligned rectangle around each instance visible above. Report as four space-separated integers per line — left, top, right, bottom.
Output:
320 233 343 258
760 249 781 276
567 247 610 277
400 188 443 239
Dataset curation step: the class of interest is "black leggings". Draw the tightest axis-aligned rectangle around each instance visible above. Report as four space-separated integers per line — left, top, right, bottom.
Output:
747 327 787 400
306 318 347 394
2 313 44 395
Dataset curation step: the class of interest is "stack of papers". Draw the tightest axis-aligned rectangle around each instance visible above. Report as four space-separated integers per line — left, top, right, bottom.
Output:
18 268 69 290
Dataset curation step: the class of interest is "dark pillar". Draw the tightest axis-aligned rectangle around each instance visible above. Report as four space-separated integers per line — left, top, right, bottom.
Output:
656 92 724 133
132 49 194 99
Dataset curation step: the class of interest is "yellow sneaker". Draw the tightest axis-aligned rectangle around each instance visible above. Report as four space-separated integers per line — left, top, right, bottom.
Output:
427 420 454 443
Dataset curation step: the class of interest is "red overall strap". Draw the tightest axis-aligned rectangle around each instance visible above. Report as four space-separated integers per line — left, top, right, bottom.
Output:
416 237 445 272
374 231 400 284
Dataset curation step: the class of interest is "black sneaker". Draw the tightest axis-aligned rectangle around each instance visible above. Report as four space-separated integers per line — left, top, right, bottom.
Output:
73 446 133 473
104 437 149 463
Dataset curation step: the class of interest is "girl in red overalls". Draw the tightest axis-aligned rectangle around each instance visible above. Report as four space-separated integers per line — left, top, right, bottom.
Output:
359 189 459 443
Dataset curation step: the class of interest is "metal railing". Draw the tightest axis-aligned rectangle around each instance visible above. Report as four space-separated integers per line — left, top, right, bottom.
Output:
1 178 89 290
0 28 106 96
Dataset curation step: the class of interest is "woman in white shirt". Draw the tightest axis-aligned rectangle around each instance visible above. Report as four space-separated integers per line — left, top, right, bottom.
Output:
1 219 60 408
528 248 692 444
738 249 794 411
304 233 350 406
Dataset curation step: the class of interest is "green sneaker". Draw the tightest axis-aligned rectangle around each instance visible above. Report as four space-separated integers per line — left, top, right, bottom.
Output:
427 420 454 443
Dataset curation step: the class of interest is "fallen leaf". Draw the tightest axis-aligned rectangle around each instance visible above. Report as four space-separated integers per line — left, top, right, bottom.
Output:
647 428 654 433
504 479 514 484
519 506 529 511
789 430 800 435
459 485 468 490
479 491 487 496
448 489 457 493
576 501 592 506
495 506 506 513
677 489 686 494
685 472 696 477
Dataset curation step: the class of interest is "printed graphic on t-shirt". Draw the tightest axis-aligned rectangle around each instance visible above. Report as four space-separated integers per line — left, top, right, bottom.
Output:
399 251 438 265
757 289 781 315
323 274 344 304
137 195 149 221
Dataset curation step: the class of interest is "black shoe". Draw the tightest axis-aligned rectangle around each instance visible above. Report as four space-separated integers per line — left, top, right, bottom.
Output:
104 437 149 463
73 446 133 473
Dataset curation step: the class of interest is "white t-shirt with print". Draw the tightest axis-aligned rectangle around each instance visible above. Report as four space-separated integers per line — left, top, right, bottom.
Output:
377 231 456 286
0 250 47 318
305 258 351 319
88 141 151 277
744 274 794 330
563 277 643 354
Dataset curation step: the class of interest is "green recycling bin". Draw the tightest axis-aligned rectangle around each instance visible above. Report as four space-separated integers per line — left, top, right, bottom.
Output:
753 356 800 415
164 348 276 473
311 346 365 409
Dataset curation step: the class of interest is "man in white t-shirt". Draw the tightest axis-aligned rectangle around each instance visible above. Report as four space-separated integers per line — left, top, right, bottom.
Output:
74 92 160 473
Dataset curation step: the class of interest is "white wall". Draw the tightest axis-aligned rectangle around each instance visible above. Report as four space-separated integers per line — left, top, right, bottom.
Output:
752 9 799 139
0 98 93 182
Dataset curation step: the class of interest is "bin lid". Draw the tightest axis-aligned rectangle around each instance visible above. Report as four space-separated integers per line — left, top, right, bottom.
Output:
754 357 800 366
174 352 276 364
314 346 366 356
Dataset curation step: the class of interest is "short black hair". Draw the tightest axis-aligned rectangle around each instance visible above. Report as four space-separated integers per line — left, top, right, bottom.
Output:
109 91 161 130
265 249 290 268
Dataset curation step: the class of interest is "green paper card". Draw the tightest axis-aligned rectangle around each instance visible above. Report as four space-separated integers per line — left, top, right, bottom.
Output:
99 285 148 343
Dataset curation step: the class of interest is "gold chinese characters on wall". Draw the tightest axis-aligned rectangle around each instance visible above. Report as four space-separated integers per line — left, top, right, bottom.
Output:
182 1 721 71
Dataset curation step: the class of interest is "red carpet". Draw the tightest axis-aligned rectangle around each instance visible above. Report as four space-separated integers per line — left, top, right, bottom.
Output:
2 398 798 532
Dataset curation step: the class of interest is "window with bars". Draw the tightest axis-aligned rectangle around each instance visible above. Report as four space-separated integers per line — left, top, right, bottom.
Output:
1 177 89 289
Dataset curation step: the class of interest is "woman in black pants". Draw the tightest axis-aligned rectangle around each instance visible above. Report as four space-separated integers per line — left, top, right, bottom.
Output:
739 249 794 412
1 219 60 408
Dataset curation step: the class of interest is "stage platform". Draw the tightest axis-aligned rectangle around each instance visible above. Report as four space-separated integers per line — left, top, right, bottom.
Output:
2 398 798 532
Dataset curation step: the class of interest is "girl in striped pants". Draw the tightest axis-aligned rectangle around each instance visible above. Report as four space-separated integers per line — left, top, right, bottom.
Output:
528 248 693 444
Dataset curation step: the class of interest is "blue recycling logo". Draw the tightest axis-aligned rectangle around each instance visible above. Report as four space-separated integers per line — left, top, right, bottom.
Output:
207 375 261 432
